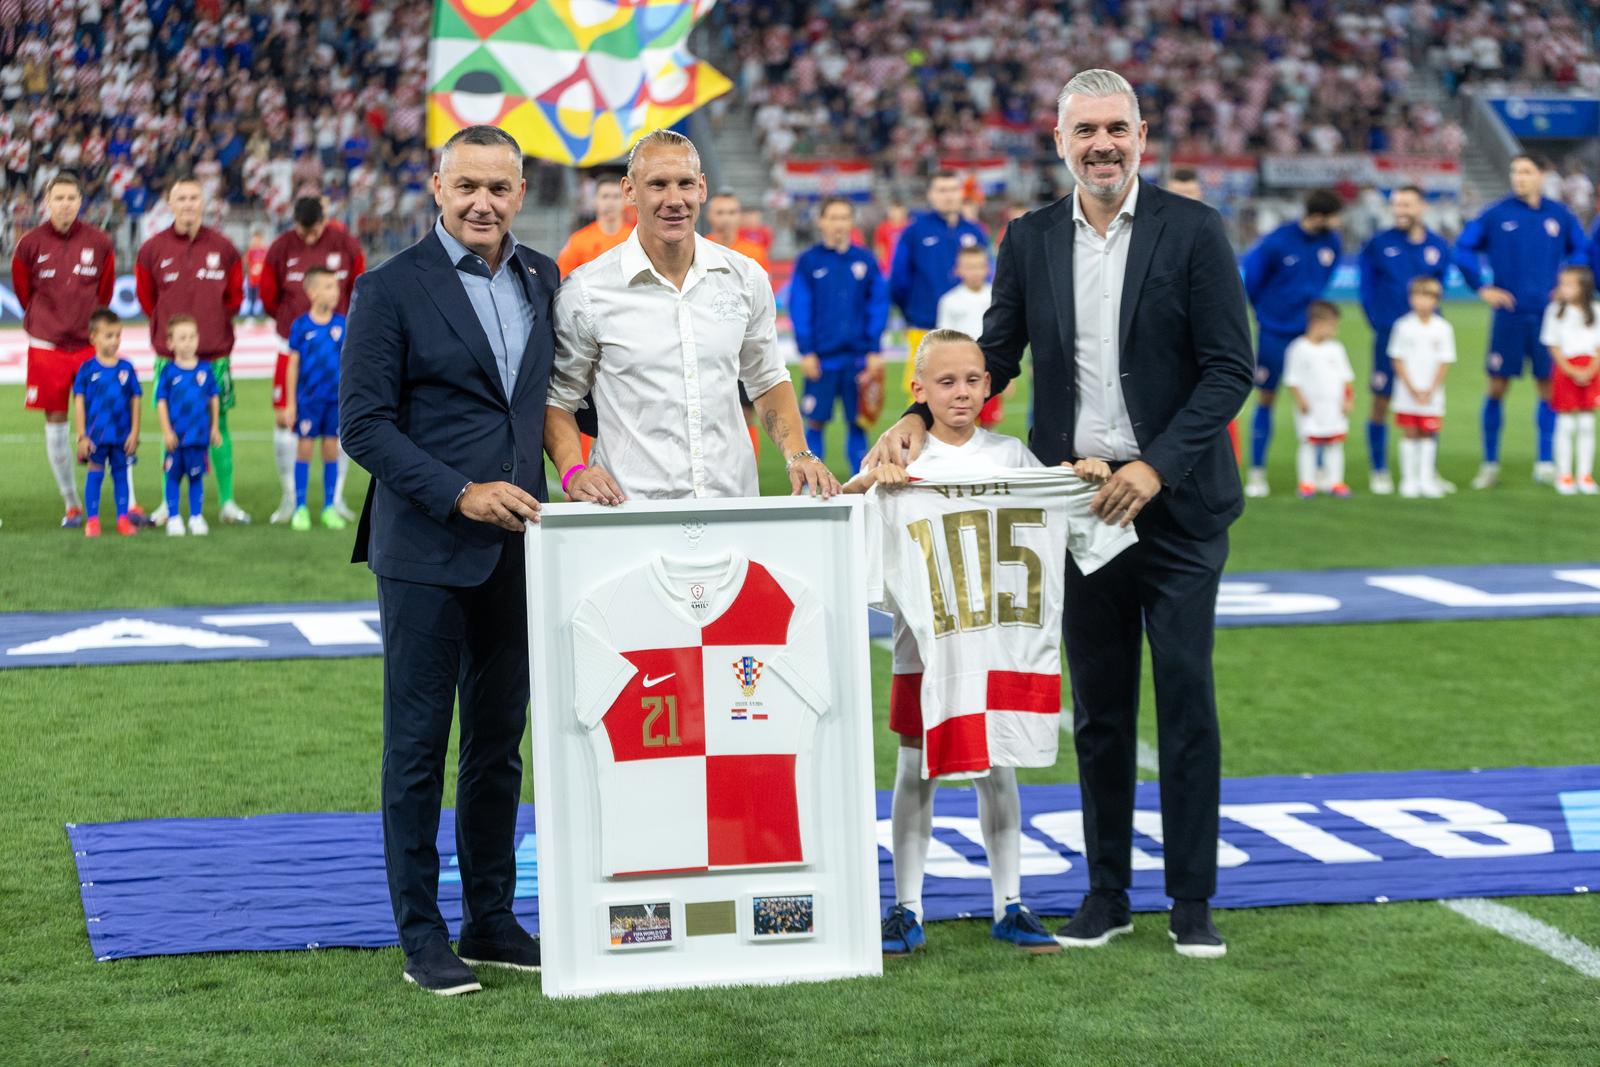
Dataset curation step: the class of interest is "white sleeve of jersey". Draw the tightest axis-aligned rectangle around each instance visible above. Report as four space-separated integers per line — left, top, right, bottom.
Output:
863 487 888 609
1439 319 1457 363
1539 302 1560 347
1337 342 1355 383
1281 339 1306 388
767 584 831 717
569 595 638 729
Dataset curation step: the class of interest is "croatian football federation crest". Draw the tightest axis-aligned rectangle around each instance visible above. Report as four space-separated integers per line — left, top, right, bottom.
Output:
1424 246 1441 266
331 326 342 341
1317 247 1336 267
733 655 764 697
851 260 868 280
1545 218 1561 238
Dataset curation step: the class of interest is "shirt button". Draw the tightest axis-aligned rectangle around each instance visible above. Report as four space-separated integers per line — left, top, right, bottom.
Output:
501 462 512 472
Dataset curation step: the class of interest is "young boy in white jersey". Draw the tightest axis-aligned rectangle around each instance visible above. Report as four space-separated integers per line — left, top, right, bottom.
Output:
1540 265 1600 494
845 329 1109 956
1282 301 1355 498
1389 276 1456 498
935 246 1009 429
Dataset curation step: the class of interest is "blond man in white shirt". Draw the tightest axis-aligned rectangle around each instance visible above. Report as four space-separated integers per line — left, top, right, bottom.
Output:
545 130 838 501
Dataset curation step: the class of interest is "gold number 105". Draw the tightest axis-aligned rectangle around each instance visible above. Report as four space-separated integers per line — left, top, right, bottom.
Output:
641 695 682 747
907 507 1045 637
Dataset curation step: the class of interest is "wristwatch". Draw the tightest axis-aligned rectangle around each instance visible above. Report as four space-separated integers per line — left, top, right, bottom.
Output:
785 449 819 471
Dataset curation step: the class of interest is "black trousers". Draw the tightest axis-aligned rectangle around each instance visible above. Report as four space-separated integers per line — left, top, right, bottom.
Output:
1063 502 1227 901
376 540 529 955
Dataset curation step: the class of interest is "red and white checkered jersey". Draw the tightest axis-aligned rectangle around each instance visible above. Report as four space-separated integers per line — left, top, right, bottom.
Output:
866 429 1137 779
571 554 830 877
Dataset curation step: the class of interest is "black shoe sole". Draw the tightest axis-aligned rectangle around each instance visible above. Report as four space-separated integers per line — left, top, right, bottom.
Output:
1168 930 1227 958
458 956 540 973
1054 922 1133 948
403 971 482 995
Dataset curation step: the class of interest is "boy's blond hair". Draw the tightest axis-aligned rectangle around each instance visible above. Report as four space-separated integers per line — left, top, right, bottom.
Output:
1408 276 1443 299
913 328 982 377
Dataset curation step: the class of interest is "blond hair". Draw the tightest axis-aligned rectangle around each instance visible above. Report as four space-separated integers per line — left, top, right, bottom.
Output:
626 129 701 180
913 328 982 377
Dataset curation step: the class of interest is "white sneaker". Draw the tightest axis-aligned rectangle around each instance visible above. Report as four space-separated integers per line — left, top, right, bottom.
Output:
269 496 297 524
1244 469 1270 498
1369 471 1395 495
331 497 358 522
1534 461 1557 485
1399 481 1422 499
1580 476 1599 496
149 501 170 525
1421 480 1446 499
1555 476 1577 496
1437 477 1458 494
219 500 252 524
1470 463 1500 490
188 514 210 535
165 517 186 536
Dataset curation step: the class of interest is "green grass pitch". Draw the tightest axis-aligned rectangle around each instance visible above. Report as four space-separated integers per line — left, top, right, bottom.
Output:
2 302 1598 1065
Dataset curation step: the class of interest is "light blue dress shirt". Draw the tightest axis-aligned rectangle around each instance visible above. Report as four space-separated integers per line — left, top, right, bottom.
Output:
434 216 534 398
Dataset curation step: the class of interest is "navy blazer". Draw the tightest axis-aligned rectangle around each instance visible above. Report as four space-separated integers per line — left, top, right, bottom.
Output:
981 182 1255 539
340 228 558 587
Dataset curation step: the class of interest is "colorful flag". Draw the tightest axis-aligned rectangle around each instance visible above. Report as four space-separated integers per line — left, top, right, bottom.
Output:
428 0 732 167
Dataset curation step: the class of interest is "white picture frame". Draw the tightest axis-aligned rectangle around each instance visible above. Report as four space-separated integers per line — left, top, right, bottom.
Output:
526 497 882 998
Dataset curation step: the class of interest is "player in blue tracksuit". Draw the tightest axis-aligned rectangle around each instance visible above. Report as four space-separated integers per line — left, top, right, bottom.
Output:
1357 184 1453 492
155 315 221 534
285 267 347 531
790 196 890 474
1241 189 1343 495
1454 153 1589 488
889 170 987 390
71 309 142 537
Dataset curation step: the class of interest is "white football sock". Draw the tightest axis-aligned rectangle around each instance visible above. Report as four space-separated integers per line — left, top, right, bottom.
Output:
1420 437 1439 486
44 421 78 508
1555 413 1576 480
125 463 138 510
334 443 350 504
1324 441 1345 487
1578 413 1596 480
276 426 299 496
891 745 935 923
1398 437 1419 490
1295 441 1316 487
975 766 1021 917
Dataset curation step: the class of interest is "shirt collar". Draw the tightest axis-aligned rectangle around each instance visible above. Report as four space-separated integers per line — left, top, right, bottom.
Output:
435 215 517 276
619 229 731 288
1072 176 1141 230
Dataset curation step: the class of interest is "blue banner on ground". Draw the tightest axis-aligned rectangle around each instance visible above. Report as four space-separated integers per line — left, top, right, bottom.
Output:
9 563 1600 669
69 766 1600 961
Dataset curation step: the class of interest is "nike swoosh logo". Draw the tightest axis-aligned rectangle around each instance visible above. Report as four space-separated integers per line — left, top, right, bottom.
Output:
642 673 675 688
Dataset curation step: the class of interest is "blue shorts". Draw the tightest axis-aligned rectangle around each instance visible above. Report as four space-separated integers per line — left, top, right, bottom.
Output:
1369 323 1395 397
86 443 128 468
1487 310 1552 380
801 355 867 425
295 397 339 440
1254 327 1297 391
164 445 209 479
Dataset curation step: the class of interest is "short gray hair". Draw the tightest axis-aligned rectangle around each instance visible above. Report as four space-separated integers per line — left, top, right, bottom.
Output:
1056 69 1141 130
627 129 702 180
439 125 522 169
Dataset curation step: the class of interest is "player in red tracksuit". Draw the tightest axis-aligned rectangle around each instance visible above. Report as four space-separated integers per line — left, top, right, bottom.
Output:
134 176 248 524
259 196 365 523
10 171 116 527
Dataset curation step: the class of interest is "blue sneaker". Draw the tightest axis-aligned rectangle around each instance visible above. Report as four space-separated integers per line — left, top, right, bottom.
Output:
881 904 925 955
991 902 1062 954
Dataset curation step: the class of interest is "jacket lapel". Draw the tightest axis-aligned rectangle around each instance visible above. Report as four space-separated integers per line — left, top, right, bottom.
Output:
1117 185 1165 362
508 247 550 408
1042 199 1078 445
417 229 507 406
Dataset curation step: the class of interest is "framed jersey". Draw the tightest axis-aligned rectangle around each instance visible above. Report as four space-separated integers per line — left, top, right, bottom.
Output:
526 497 881 998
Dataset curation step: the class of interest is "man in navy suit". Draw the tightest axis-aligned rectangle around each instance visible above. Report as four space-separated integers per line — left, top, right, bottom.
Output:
340 125 553 996
871 70 1253 958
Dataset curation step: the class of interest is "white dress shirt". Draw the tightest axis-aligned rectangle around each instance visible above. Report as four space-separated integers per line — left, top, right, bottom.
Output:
1071 177 1142 462
550 230 790 499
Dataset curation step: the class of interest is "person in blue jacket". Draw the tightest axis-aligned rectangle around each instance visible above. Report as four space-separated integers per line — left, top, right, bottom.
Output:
1454 153 1590 488
889 170 988 392
790 196 890 473
1241 188 1343 497
1358 184 1453 493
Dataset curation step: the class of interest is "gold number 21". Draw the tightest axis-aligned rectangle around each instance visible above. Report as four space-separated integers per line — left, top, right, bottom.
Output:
641 695 682 747
907 507 1044 636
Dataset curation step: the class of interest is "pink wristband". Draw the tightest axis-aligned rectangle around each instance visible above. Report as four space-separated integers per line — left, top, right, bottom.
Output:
561 463 587 493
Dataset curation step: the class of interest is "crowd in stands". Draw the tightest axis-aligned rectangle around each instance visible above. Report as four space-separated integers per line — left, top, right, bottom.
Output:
0 0 434 256
711 0 1595 181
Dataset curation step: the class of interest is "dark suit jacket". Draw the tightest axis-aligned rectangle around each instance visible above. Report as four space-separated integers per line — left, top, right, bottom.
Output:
340 228 558 587
980 182 1254 539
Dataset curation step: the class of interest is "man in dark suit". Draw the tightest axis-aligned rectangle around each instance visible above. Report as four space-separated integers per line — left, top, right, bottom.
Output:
340 125 554 995
871 70 1253 957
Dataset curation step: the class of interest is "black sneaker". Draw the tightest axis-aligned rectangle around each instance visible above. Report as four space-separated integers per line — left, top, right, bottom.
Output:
402 939 482 996
457 924 541 973
1054 889 1134 948
1169 899 1226 958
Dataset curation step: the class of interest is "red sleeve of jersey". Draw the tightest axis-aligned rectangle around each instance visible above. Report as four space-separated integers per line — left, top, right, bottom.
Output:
223 257 243 316
134 259 157 319
259 239 282 315
97 245 116 305
10 242 30 309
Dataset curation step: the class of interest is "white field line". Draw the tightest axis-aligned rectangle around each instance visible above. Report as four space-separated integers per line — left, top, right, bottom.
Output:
1439 897 1600 978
